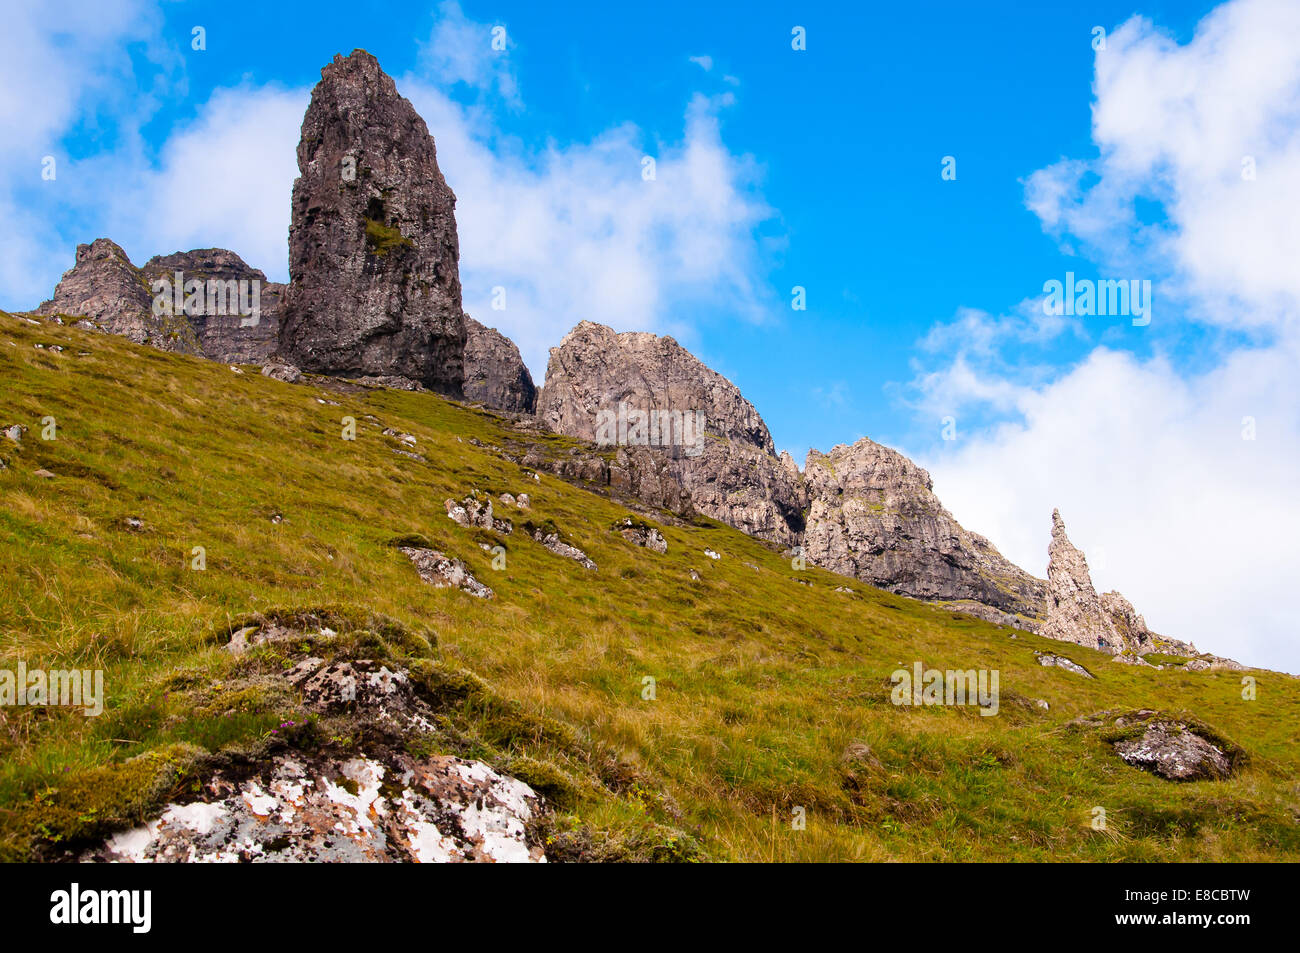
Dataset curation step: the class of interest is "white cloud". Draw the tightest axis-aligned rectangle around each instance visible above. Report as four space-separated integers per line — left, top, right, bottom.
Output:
107 85 306 277
0 0 180 306
689 55 714 71
914 0 1300 672
417 1 519 105
398 78 773 379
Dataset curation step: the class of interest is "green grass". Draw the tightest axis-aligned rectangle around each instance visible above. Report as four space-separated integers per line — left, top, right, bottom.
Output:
1 310 1298 862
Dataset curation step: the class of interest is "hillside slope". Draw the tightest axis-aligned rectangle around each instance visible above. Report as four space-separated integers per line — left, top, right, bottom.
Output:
1 311 1297 862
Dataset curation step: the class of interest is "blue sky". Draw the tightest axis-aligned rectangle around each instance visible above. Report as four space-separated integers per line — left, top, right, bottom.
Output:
3 0 1298 670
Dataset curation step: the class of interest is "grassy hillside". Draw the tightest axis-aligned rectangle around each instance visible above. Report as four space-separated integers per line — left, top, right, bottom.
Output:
1 310 1297 862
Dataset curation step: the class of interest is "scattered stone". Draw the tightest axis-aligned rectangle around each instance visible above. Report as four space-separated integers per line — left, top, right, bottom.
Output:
688 569 702 581
401 546 494 598
703 549 720 561
391 449 426 462
224 620 336 656
382 428 417 446
445 493 513 534
354 375 427 392
2 424 25 445
261 357 302 384
528 525 596 570
611 516 667 553
1036 653 1095 679
33 469 55 479
516 493 530 509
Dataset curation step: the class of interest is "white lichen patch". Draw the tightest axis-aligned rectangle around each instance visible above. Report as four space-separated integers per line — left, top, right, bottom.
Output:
85 753 545 864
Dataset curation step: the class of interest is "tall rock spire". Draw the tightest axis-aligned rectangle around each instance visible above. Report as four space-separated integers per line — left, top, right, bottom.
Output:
277 50 466 394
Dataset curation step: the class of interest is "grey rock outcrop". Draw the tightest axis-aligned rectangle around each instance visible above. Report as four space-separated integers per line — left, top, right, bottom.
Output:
36 239 200 353
464 316 536 413
802 438 1046 622
141 248 282 363
536 321 804 545
277 49 466 394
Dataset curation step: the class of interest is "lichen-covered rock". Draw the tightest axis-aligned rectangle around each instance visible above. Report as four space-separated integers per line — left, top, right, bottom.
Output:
445 492 513 534
1114 722 1234 781
527 523 596 570
611 516 668 553
1036 652 1094 678
141 248 282 363
277 50 466 394
400 546 494 597
463 315 536 413
802 439 1045 620
260 356 302 383
84 751 545 863
36 239 200 353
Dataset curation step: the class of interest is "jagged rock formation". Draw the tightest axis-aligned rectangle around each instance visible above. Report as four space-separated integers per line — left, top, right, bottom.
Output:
34 239 283 362
142 249 282 363
536 321 804 545
1041 509 1179 656
802 439 1046 623
1038 509 1237 665
1040 509 1123 652
464 316 536 413
36 239 200 353
277 49 466 394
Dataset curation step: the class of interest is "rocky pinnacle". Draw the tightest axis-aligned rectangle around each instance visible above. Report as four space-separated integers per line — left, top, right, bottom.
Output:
277 49 466 394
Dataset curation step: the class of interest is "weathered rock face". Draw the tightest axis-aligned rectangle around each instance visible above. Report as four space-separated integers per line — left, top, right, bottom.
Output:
34 240 285 362
1072 710 1240 782
801 439 1046 622
141 248 282 364
536 321 804 545
277 50 466 394
36 239 200 353
464 316 536 413
538 321 774 450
